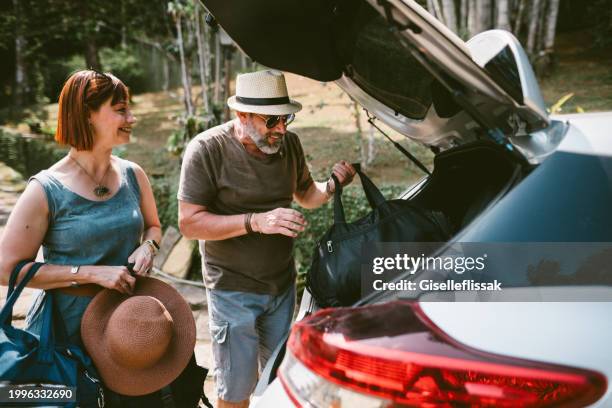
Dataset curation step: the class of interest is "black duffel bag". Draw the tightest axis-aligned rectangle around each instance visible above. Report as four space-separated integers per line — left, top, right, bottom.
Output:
103 355 213 408
307 166 451 308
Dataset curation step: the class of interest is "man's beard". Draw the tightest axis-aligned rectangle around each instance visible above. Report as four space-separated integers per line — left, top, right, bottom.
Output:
245 121 283 154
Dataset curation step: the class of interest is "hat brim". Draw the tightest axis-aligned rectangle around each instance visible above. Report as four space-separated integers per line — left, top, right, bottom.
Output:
227 96 302 115
81 277 196 396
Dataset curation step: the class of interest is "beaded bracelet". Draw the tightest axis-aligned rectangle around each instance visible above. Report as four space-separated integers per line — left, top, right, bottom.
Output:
245 213 254 234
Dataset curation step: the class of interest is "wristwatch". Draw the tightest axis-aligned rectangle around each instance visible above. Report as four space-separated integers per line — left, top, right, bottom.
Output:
70 265 80 288
144 239 160 255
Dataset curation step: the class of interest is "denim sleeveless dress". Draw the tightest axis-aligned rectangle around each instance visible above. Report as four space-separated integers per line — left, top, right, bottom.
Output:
25 157 144 345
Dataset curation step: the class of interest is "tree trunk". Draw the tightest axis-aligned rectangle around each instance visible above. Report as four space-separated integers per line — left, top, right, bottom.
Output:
496 0 511 30
536 0 548 56
223 48 232 121
352 101 367 170
79 2 102 70
176 14 194 116
427 0 439 21
367 124 376 168
543 0 560 52
460 0 469 38
441 0 458 33
194 0 210 113
513 0 526 36
84 41 102 71
526 0 542 56
13 0 28 109
203 21 213 95
477 0 493 32
467 0 479 38
121 0 127 48
162 56 170 92
214 33 222 104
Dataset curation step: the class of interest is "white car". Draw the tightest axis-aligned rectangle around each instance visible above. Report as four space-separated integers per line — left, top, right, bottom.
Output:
200 0 612 406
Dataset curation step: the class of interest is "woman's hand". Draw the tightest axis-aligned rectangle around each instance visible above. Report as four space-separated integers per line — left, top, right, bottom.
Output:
127 243 155 276
88 265 136 295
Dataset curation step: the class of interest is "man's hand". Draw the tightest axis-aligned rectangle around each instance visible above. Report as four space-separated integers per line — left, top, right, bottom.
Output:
252 208 307 237
329 161 357 192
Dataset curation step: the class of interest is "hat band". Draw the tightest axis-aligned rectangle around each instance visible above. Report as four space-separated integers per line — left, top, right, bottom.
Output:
236 96 290 106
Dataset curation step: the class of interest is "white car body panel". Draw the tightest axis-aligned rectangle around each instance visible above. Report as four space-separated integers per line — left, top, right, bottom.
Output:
554 111 612 157
419 300 612 407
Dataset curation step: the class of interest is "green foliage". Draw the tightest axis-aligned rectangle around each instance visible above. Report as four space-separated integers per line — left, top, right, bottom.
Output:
589 0 612 48
100 47 146 94
0 129 66 178
43 55 87 104
291 183 405 295
151 167 180 231
166 114 218 155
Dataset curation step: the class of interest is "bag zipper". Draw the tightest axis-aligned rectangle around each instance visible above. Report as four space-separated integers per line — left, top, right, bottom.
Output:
84 369 105 407
327 241 333 253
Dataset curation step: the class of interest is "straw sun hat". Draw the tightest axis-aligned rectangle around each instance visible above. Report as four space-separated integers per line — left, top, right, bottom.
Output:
80 277 196 396
227 70 302 115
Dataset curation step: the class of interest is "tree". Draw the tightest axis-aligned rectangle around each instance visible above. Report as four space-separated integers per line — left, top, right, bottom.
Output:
78 2 102 70
13 0 28 109
194 0 210 114
168 1 194 117
442 0 458 33
495 0 511 30
428 0 563 75
526 0 541 55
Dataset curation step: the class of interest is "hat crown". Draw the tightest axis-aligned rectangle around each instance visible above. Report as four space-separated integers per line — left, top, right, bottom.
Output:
235 70 289 99
106 296 174 369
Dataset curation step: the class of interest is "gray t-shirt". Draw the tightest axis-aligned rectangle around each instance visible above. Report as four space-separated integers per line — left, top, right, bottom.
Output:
177 120 313 294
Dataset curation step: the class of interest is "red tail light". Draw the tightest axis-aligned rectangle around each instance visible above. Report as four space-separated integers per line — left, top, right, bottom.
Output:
279 301 606 407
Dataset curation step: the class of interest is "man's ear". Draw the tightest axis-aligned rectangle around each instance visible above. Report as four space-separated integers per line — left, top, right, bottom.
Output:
236 111 250 123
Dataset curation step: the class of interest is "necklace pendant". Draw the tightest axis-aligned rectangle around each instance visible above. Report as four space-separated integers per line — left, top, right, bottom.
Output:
94 185 110 197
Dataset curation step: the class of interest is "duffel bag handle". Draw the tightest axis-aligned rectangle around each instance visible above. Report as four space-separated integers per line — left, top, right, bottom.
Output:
4 261 71 349
6 260 30 298
1 261 45 327
332 164 387 225
332 173 346 224
354 165 386 209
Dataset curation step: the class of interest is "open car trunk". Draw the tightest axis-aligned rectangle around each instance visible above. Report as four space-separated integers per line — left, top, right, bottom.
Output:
407 140 524 236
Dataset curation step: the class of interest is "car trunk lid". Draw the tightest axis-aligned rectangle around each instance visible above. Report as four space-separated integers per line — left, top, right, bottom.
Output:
201 0 550 152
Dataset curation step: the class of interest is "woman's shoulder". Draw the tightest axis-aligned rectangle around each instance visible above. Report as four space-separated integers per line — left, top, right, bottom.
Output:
30 157 70 188
114 156 145 177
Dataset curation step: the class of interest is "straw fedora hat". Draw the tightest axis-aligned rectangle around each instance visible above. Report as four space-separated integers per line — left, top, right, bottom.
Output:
227 70 302 115
80 277 196 396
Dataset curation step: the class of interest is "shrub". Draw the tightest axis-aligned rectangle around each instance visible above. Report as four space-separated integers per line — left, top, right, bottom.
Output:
44 54 86 104
99 47 147 94
150 167 180 231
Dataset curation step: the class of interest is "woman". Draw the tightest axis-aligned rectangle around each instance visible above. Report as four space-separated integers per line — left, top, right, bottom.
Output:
0 69 161 345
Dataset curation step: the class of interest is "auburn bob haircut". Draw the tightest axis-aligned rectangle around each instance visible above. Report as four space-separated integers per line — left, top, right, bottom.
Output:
55 70 130 151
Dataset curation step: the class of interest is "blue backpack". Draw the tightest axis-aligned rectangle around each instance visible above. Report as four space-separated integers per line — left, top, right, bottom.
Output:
0 261 105 407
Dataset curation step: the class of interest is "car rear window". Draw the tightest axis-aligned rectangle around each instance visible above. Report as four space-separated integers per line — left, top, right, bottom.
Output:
364 150 612 304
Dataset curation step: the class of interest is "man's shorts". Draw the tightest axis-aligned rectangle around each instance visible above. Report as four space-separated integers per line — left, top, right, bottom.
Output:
206 284 295 402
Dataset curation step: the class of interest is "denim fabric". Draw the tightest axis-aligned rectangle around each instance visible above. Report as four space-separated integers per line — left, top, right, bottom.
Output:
25 158 144 345
206 284 295 402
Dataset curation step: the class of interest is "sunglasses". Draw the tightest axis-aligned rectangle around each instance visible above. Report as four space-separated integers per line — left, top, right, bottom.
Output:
254 113 295 129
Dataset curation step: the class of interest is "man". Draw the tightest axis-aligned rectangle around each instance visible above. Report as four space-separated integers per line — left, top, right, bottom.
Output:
177 70 355 408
